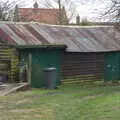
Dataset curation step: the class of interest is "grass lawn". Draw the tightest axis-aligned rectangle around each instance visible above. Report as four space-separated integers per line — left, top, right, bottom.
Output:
1 84 120 120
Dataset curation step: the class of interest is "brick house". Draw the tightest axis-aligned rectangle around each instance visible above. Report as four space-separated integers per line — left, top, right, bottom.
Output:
18 2 68 25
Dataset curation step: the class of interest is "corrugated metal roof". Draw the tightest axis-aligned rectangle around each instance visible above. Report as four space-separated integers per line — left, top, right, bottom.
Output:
0 22 120 52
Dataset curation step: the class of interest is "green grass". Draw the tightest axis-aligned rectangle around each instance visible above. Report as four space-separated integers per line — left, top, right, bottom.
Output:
1 84 120 120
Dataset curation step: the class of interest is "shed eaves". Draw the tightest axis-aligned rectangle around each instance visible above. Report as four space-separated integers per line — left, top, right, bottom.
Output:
0 22 120 52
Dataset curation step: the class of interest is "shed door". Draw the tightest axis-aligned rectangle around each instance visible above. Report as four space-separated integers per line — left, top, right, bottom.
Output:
104 53 120 81
31 50 61 88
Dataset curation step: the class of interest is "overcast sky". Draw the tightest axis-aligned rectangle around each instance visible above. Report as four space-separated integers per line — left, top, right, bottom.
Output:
75 0 111 21
9 0 112 22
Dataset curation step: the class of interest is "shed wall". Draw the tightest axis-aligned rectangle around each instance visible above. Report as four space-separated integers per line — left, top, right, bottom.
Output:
19 49 63 88
19 50 120 86
104 52 120 81
0 45 19 82
31 50 62 88
61 52 105 83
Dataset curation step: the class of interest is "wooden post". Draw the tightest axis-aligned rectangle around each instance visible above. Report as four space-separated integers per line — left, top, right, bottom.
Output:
28 53 32 85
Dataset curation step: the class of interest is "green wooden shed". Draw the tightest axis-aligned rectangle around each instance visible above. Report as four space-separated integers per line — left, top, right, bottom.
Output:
1 22 120 85
17 45 66 88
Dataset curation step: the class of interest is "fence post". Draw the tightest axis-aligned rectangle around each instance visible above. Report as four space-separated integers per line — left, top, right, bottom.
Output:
28 53 32 85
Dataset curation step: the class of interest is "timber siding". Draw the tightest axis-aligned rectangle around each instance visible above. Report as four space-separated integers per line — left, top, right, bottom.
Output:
0 45 19 82
61 52 105 83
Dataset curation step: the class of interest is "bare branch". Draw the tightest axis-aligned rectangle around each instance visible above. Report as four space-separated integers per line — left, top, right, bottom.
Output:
101 0 120 22
38 0 77 24
0 0 23 21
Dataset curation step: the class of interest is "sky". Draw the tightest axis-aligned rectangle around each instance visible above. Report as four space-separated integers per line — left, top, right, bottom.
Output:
74 0 111 21
8 0 112 22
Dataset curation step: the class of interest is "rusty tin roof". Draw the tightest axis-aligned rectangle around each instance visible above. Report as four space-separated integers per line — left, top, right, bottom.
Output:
0 22 120 52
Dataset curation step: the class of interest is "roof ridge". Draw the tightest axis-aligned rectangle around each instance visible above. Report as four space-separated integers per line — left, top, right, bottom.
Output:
19 8 59 10
0 21 114 28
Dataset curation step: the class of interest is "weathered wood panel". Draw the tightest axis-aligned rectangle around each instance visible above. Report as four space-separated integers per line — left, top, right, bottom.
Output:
0 45 19 82
61 52 105 84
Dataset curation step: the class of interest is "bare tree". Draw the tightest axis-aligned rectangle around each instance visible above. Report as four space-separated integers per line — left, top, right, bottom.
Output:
102 0 120 22
13 5 20 22
0 0 24 21
0 0 15 21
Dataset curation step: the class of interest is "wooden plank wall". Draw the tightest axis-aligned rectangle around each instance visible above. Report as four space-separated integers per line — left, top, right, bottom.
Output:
61 52 105 84
0 45 19 82
0 45 11 82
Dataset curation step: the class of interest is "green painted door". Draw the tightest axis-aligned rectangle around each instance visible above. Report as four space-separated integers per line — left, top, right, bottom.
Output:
104 52 120 81
31 50 62 88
